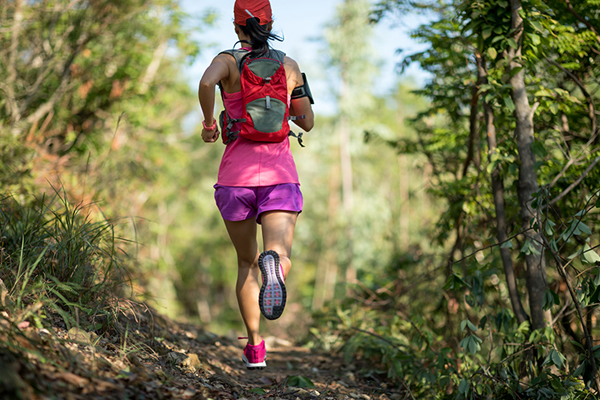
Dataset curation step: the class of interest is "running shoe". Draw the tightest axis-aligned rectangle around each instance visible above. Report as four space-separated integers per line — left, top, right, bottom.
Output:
258 250 287 320
241 339 267 370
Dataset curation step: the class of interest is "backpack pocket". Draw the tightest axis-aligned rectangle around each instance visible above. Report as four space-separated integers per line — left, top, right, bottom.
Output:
246 97 287 134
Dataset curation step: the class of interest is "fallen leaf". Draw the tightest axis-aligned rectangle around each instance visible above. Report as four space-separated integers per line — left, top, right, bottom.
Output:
57 372 89 387
17 321 30 329
259 376 274 386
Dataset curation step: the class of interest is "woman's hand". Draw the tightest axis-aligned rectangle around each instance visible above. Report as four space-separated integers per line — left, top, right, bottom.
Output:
202 125 220 143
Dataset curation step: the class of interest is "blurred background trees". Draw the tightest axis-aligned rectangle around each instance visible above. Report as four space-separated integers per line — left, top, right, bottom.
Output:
2 0 600 397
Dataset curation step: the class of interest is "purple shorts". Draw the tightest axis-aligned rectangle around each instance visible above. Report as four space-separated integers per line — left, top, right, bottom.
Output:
214 183 303 223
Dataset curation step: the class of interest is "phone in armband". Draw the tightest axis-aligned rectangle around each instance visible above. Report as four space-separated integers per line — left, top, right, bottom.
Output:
291 73 314 105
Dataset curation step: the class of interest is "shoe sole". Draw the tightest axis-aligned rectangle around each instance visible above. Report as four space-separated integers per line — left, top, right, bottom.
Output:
258 250 286 320
242 354 266 370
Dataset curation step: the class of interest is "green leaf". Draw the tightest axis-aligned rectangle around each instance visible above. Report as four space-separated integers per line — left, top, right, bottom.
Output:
468 336 480 354
520 238 540 255
531 140 547 158
594 269 600 286
551 349 565 368
461 319 478 332
596 197 600 209
509 66 524 78
507 38 518 49
487 47 498 60
543 290 559 311
545 219 556 236
249 388 267 394
444 274 472 290
573 361 587 376
491 35 504 44
529 33 541 46
479 315 488 330
582 244 600 264
504 96 516 113
569 340 584 350
500 240 513 249
287 375 315 388
531 20 543 32
578 222 592 236
458 378 470 395
483 27 493 39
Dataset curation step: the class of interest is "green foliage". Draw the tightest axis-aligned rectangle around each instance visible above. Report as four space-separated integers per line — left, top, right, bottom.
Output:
307 0 600 397
286 375 316 388
0 190 130 332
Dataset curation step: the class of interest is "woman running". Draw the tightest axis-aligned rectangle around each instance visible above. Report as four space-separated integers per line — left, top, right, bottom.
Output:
198 0 314 370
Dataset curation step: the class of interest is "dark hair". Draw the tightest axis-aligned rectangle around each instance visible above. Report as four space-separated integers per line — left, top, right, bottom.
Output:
238 17 282 58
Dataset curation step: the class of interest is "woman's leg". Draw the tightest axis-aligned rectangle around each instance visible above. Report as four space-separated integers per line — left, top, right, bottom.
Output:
260 211 298 279
223 218 261 345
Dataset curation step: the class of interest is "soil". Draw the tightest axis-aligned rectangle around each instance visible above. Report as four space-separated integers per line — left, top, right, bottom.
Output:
0 303 405 400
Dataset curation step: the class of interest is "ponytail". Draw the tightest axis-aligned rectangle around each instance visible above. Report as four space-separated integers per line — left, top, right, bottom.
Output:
239 17 282 58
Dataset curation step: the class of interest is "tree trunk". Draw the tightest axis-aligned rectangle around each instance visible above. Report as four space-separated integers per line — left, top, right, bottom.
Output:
312 153 341 310
509 0 551 330
339 70 356 292
398 155 409 252
6 0 23 124
477 51 529 325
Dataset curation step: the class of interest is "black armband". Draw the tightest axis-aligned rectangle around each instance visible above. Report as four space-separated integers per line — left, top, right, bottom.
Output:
291 73 314 104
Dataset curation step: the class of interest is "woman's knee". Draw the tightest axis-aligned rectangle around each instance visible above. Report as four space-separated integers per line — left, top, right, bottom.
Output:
238 254 258 270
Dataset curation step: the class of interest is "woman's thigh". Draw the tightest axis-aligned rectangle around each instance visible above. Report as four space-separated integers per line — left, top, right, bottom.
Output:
223 218 259 265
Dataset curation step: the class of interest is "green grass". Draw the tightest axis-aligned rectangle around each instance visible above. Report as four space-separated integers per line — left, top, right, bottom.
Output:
0 187 132 332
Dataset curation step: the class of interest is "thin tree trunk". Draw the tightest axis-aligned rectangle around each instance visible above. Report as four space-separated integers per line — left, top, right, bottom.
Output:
6 0 24 124
477 51 529 325
509 0 551 330
312 155 341 310
399 155 409 252
339 71 356 292
462 85 480 178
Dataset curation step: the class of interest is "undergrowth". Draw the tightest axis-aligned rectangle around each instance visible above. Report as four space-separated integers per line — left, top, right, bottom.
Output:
0 188 132 334
309 192 600 399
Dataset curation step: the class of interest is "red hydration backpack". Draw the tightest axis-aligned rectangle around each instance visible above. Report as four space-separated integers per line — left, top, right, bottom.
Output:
218 48 304 146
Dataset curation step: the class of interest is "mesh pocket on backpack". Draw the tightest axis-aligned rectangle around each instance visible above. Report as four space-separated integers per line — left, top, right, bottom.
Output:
246 98 286 133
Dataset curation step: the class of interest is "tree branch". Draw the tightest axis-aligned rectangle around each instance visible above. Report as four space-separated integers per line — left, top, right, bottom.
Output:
547 58 597 140
550 155 600 205
562 0 600 45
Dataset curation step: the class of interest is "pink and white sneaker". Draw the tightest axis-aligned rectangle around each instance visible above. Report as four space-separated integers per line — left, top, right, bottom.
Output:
258 250 287 320
241 339 267 370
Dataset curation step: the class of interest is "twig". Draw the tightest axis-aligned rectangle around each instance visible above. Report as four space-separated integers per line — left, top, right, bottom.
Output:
351 327 409 351
550 155 600 205
562 0 600 45
450 227 534 265
539 227 600 391
547 59 597 138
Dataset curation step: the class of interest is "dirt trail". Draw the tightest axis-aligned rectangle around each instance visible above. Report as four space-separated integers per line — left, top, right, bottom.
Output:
0 304 403 400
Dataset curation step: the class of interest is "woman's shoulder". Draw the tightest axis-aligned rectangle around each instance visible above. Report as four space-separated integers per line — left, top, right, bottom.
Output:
282 55 300 72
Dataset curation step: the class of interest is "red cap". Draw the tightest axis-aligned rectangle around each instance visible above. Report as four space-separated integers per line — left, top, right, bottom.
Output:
234 0 272 26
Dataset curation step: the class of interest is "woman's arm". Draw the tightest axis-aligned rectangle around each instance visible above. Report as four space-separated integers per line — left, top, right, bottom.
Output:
285 57 314 132
198 55 230 143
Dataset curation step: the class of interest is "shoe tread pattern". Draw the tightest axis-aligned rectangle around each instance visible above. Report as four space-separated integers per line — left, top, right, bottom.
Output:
258 250 287 320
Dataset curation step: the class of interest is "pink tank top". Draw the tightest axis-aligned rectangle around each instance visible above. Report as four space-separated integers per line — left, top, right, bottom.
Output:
216 90 299 187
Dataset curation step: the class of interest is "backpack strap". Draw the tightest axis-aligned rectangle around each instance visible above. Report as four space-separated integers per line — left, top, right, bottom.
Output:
216 49 250 144
288 130 305 148
219 48 287 70
218 49 250 72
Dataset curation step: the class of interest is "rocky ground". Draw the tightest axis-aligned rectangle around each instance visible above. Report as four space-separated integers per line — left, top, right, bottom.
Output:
0 302 406 400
